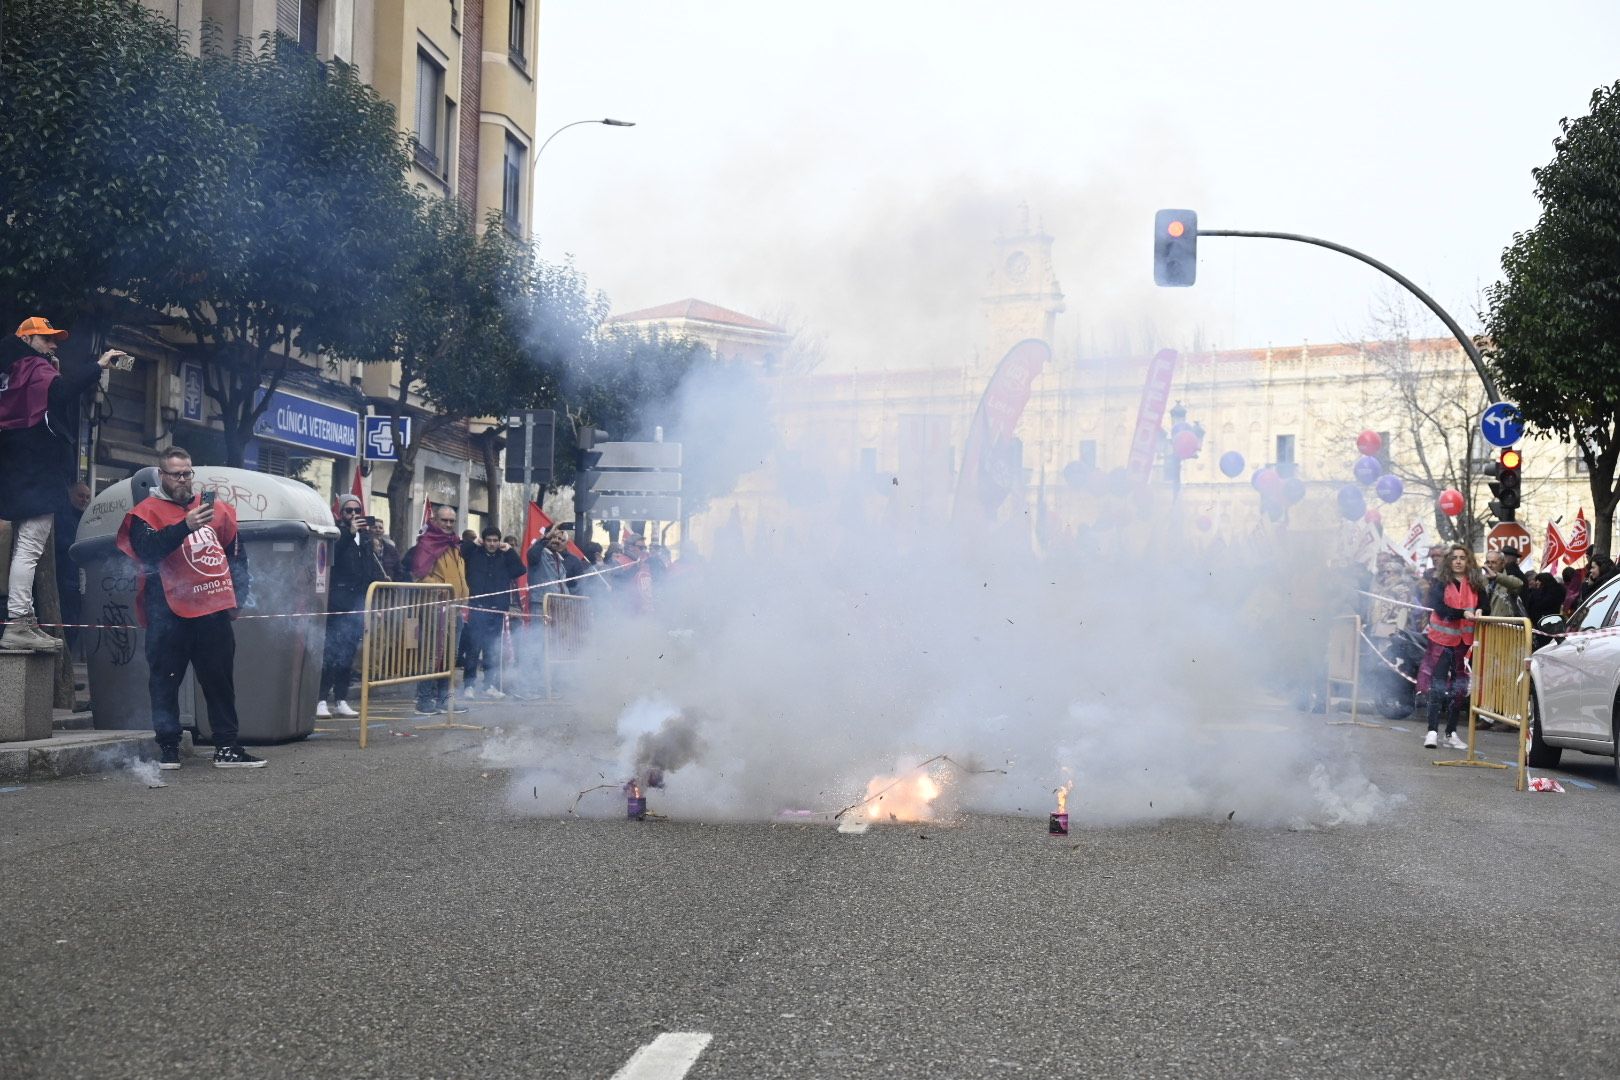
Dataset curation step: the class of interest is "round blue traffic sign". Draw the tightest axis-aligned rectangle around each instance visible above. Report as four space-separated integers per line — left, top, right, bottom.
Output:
1480 402 1525 448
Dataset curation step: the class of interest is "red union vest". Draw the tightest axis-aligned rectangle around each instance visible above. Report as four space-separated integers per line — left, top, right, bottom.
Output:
1426 579 1478 648
115 495 239 623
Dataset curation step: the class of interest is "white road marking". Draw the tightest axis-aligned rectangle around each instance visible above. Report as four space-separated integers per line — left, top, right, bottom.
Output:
836 817 869 833
610 1032 713 1080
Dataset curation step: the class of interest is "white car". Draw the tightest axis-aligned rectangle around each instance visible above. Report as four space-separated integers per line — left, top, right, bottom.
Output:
1528 575 1620 781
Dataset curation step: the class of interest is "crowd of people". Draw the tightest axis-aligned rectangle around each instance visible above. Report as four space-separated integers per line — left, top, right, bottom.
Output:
1361 540 1619 749
314 495 669 719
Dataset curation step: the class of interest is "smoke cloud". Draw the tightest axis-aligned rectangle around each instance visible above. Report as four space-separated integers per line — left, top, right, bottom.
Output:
484 352 1402 831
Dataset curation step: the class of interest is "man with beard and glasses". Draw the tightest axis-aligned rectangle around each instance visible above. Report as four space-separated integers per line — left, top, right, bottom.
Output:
115 447 263 769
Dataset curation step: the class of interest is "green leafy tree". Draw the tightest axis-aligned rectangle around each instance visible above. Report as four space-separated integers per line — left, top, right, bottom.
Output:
0 0 237 341
158 35 419 465
1485 81 1620 552
354 203 589 546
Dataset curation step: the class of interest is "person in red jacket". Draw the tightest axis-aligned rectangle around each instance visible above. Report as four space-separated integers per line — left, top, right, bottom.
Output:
115 447 264 770
1422 545 1482 751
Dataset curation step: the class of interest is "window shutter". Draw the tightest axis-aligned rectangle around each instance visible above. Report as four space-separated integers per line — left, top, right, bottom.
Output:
276 0 301 38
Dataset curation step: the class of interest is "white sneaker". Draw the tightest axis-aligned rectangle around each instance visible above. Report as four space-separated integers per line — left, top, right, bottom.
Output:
482 688 507 700
334 700 359 718
1446 732 1468 750
1423 730 1439 749
315 700 332 719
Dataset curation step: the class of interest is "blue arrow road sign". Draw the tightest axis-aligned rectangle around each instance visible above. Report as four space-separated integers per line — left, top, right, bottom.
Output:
1480 402 1525 448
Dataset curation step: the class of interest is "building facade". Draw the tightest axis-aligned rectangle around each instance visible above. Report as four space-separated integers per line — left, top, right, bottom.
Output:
115 0 540 536
683 227 1591 566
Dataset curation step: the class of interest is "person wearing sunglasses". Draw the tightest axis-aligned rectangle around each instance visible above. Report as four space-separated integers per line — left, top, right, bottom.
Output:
316 494 389 719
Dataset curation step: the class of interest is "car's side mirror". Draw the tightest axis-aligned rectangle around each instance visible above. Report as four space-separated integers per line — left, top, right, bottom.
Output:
1537 614 1567 638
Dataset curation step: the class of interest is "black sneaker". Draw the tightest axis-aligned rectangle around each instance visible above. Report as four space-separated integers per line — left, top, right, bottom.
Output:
213 745 267 769
414 703 441 716
158 746 182 771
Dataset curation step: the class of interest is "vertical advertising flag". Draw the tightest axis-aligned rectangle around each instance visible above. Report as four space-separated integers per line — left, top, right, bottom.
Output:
952 339 1051 526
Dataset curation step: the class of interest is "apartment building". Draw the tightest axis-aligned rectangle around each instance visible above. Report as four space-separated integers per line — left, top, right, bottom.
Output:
114 1 539 533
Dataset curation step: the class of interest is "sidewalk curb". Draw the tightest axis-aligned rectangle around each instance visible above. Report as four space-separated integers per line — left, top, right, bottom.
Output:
0 730 196 782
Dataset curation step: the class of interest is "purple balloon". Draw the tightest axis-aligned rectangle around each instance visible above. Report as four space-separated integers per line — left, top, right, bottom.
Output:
1352 454 1383 486
1220 451 1245 479
1336 484 1366 522
1375 473 1404 503
1282 476 1307 505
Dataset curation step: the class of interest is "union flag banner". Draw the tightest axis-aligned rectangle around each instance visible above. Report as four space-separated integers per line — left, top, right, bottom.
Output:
1542 521 1569 572
1567 509 1591 564
952 338 1051 525
1125 349 1180 482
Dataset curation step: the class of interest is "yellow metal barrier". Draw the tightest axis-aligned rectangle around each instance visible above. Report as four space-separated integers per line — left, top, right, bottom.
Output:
1436 615 1532 790
1324 614 1373 727
542 592 591 700
356 582 480 748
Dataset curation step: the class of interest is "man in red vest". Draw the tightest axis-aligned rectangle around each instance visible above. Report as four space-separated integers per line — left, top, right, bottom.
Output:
115 447 265 770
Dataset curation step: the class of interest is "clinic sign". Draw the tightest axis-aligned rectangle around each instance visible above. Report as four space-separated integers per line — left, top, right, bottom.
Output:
364 415 412 461
252 388 360 457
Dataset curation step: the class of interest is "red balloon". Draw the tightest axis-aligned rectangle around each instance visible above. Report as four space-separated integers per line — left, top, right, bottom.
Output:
1363 508 1382 525
1255 467 1286 498
1173 430 1201 460
1437 488 1464 517
1356 430 1383 456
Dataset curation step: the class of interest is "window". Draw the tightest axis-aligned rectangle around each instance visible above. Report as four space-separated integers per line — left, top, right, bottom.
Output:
298 0 318 51
1570 580 1620 633
1078 440 1097 470
502 134 526 234
415 50 447 175
1275 434 1296 466
509 0 528 65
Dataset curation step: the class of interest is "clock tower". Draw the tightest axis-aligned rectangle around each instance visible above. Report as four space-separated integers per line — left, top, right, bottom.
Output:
980 204 1065 371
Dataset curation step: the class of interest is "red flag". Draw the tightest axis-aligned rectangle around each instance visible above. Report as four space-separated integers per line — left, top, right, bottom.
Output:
1542 521 1569 572
1567 509 1591 564
521 503 552 568
351 465 367 508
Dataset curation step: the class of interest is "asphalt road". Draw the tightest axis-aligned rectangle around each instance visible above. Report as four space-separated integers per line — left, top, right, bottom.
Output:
3 699 1620 1079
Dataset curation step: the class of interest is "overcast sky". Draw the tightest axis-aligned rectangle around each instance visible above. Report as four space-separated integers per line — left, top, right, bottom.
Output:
534 1 1620 370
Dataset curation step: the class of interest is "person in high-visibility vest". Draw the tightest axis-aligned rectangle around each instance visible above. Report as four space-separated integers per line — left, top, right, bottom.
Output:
1422 545 1483 751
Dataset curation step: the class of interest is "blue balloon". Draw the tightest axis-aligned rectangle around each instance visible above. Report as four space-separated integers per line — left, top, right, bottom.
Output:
1220 451 1245 479
1375 473 1405 504
1282 476 1307 505
1352 454 1383 486
1337 484 1366 522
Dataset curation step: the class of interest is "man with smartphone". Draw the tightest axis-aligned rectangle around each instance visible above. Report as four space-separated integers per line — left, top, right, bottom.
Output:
115 447 264 769
317 494 387 718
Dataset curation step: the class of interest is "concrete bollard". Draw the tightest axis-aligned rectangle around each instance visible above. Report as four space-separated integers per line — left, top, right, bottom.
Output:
0 650 58 742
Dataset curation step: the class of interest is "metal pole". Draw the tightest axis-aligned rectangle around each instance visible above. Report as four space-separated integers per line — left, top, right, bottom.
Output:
1197 229 1500 402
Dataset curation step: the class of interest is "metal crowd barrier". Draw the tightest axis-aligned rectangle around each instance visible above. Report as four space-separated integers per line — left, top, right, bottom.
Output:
1324 614 1373 726
1437 615 1533 790
356 581 479 748
542 592 591 700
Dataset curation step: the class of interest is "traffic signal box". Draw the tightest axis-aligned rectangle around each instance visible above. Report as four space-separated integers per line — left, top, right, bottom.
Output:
1486 448 1523 523
1154 209 1198 287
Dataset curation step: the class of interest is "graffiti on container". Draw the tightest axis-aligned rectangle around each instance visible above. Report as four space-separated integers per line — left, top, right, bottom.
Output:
199 477 268 516
92 602 136 667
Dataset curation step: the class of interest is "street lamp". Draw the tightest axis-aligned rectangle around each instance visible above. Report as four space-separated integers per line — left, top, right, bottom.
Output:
535 118 637 163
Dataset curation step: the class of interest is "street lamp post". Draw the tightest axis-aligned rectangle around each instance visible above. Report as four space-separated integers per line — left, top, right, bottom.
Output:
535 117 636 163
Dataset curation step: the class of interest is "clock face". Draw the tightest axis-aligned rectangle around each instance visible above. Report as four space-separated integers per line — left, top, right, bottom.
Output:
1004 251 1031 283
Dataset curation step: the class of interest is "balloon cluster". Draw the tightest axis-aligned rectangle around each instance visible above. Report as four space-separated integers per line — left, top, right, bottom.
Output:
1335 429 1405 523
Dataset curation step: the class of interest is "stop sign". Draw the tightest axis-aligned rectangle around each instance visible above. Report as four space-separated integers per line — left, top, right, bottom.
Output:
1486 522 1532 559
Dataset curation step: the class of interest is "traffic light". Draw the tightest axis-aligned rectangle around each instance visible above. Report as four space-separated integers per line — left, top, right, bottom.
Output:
503 410 556 486
1487 447 1523 522
1154 209 1198 287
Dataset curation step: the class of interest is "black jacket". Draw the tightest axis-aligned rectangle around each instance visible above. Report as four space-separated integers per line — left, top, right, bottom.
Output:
329 524 389 612
0 357 100 522
461 540 525 612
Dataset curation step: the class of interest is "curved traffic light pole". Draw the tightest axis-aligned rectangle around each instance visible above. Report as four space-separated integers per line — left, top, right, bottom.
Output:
1197 229 1501 403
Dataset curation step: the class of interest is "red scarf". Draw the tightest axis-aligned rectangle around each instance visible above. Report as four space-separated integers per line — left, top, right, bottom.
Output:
0 354 57 430
115 496 239 624
409 525 458 579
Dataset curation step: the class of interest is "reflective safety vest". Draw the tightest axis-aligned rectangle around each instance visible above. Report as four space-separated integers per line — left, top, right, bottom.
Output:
1426 580 1478 648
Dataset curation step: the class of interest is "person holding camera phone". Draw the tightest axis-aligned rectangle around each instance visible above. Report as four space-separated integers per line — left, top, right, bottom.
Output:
115 447 263 769
0 317 123 651
316 493 388 719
